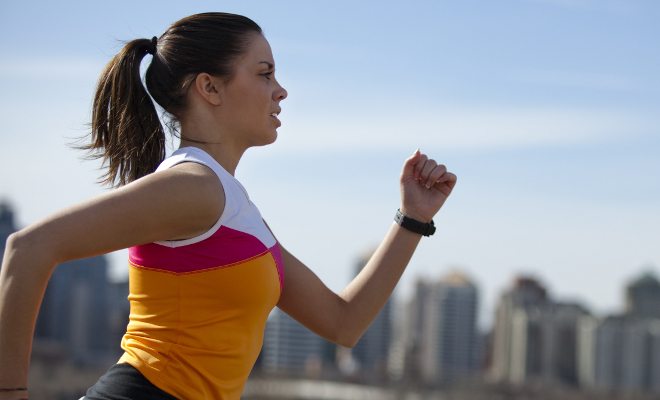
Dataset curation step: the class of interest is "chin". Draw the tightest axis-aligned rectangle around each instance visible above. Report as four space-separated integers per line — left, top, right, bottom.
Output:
252 131 278 147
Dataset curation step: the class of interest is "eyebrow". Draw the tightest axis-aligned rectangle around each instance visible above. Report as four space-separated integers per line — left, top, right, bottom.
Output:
259 61 274 69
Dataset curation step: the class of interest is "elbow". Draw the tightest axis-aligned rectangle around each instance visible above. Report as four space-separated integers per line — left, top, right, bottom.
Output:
3 229 56 271
336 334 360 349
1 230 56 287
4 231 31 264
4 231 24 258
7 229 38 254
2 232 23 275
334 319 364 348
332 299 366 348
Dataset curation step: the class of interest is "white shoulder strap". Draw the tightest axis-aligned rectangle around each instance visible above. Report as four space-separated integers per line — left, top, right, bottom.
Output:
153 147 236 248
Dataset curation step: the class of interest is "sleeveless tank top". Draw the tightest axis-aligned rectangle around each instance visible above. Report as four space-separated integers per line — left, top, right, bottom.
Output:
118 147 284 399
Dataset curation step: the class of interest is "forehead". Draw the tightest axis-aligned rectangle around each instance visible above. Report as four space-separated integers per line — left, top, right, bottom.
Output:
240 34 274 66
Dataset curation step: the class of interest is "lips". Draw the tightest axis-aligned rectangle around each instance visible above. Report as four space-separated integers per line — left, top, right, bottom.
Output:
270 109 281 127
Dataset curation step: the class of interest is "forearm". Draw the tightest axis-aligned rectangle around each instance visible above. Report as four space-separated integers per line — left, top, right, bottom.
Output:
277 150 455 348
0 232 57 388
337 222 422 346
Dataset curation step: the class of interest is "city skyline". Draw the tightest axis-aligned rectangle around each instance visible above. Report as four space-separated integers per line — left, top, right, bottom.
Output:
0 199 655 329
4 203 660 397
1 0 658 330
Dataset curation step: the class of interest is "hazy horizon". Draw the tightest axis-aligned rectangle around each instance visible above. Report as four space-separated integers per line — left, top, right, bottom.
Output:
1 0 658 330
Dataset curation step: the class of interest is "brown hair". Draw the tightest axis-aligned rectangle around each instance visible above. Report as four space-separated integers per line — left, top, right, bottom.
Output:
84 12 262 186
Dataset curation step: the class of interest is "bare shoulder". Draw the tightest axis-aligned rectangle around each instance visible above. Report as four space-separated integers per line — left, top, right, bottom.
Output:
16 162 226 263
148 161 225 208
122 161 226 237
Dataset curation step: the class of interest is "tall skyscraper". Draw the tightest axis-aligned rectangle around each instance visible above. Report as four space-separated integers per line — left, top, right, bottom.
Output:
513 302 588 385
490 275 589 386
400 279 433 383
546 303 588 385
402 271 479 386
649 323 660 394
490 276 548 383
351 251 392 381
0 200 17 261
35 255 112 365
261 308 324 375
626 272 660 319
620 318 651 391
579 315 660 394
576 314 600 388
1 201 116 365
108 279 130 356
420 271 479 384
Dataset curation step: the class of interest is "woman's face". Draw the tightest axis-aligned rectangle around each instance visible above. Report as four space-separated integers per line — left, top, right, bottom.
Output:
219 33 288 147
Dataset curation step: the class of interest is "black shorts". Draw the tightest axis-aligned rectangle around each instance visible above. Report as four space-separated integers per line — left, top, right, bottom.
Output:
82 363 178 400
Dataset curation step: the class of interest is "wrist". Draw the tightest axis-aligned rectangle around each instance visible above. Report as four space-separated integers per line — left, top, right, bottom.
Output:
394 209 436 237
398 207 432 223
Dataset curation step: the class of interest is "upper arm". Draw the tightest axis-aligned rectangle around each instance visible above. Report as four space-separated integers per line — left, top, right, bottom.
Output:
276 246 347 345
16 162 224 263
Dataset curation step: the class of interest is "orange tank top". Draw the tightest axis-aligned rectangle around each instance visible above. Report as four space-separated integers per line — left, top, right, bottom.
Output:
118 147 284 399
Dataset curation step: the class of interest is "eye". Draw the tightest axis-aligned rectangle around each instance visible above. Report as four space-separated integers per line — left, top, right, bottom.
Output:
261 71 273 80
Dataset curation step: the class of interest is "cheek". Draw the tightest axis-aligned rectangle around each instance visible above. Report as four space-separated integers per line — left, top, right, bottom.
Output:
223 82 271 128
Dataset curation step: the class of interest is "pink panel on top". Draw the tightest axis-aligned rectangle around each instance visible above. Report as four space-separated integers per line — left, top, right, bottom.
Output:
129 226 268 273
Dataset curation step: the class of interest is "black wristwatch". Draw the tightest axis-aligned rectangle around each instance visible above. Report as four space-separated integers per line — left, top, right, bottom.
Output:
394 209 435 236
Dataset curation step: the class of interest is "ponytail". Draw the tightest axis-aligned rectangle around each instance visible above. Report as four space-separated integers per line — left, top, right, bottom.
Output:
86 38 165 187
82 13 262 187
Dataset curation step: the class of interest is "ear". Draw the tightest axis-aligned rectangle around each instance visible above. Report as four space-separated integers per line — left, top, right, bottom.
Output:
192 73 224 106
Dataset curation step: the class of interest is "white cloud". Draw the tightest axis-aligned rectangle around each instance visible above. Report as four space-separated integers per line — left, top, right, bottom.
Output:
507 69 644 92
0 58 106 80
524 0 639 14
527 0 593 7
277 106 656 152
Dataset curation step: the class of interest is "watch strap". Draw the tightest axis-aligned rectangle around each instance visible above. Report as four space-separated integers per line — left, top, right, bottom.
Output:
395 209 435 236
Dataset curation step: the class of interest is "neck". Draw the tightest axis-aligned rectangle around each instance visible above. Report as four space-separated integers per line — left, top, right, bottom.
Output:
179 114 246 175
179 138 244 176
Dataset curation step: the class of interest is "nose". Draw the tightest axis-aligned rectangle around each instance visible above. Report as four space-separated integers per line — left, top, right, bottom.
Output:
274 80 288 101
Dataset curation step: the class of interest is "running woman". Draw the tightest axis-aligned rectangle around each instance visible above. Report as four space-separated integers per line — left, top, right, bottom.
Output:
0 12 457 400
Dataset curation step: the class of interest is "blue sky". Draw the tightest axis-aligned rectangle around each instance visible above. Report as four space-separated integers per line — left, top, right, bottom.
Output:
1 0 658 328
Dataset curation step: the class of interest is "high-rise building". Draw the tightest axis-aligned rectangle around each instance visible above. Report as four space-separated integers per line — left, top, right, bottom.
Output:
490 276 548 383
351 251 392 381
35 255 113 365
108 279 130 355
420 271 479 384
490 275 589 386
576 314 600 388
402 279 433 383
578 271 660 394
510 302 587 385
548 303 589 385
0 200 17 261
402 271 479 386
579 315 660 394
626 272 660 319
1 201 116 365
620 318 651 391
261 308 324 375
649 322 660 394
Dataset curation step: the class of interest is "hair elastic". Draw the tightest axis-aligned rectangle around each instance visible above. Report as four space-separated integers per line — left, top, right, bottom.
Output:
147 36 158 55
